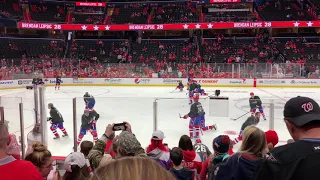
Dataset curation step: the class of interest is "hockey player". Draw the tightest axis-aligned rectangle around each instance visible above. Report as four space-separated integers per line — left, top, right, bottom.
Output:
188 80 198 104
84 92 95 111
249 92 266 120
233 112 260 145
183 93 217 140
55 75 61 90
193 139 212 162
187 77 193 90
47 103 68 139
77 109 100 146
195 83 207 96
32 77 44 86
177 80 184 91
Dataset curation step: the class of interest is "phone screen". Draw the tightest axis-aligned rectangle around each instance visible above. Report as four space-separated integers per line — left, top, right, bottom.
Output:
113 123 126 131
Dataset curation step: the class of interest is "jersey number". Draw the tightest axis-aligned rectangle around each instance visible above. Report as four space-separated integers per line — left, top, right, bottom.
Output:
194 144 206 153
197 104 204 114
57 111 62 118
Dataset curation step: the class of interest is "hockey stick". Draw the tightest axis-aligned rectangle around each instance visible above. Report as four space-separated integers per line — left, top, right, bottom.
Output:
179 113 184 118
170 88 177 93
230 112 250 121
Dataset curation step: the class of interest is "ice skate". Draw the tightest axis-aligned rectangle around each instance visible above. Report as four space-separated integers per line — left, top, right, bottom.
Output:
53 135 60 139
62 133 68 137
212 124 217 130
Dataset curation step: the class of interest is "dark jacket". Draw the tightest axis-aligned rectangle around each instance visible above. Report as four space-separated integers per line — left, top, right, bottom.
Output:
84 94 95 104
170 167 193 180
253 139 320 180
249 96 262 109
188 102 205 118
49 107 64 124
215 153 261 180
81 110 99 129
241 116 259 131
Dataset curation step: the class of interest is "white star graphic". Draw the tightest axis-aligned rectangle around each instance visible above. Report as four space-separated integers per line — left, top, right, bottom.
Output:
105 25 110 30
293 21 300 27
307 21 313 27
183 24 189 29
207 23 213 28
195 24 201 29
81 25 87 30
93 25 99 30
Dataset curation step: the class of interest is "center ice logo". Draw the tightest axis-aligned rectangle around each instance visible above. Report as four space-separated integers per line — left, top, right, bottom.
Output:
134 78 140 84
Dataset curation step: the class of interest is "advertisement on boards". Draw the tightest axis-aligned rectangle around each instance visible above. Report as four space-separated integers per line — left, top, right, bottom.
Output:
17 80 33 85
104 78 122 84
229 79 247 84
163 78 180 84
134 78 150 84
73 78 93 84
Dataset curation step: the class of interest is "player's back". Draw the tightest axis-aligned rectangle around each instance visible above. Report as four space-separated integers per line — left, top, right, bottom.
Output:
193 143 211 162
241 116 257 130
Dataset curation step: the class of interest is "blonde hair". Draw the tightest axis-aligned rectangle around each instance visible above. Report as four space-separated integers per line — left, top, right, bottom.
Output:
238 126 267 158
91 157 176 180
24 142 52 168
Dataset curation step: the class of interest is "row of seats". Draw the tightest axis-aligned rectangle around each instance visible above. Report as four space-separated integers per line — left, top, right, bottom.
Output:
1 1 318 24
1 37 320 65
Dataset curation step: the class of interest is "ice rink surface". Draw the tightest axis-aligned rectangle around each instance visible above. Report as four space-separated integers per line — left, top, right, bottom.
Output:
0 86 318 156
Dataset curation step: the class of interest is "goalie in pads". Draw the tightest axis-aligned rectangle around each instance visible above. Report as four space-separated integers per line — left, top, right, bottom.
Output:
183 93 217 140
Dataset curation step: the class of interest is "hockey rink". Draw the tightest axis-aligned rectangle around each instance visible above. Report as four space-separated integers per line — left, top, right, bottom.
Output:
0 86 318 156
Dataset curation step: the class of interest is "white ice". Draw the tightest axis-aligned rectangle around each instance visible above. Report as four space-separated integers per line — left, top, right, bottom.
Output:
0 86 317 157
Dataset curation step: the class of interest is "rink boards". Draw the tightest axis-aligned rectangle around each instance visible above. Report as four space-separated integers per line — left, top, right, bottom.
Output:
0 78 320 89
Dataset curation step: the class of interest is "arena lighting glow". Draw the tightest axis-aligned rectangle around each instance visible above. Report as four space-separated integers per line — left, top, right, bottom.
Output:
17 21 320 31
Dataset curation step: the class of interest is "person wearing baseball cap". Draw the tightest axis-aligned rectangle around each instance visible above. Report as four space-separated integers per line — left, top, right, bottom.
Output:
146 130 171 170
265 130 279 150
254 96 320 180
63 152 90 179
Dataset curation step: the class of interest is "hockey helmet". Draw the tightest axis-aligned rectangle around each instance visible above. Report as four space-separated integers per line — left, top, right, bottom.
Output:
250 92 254 96
193 93 200 102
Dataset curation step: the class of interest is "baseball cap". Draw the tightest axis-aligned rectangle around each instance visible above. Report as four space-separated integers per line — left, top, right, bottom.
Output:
265 130 279 146
283 96 320 126
152 130 165 140
64 152 86 172
213 135 230 154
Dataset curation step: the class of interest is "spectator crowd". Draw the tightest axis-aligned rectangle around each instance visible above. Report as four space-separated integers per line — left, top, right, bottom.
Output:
1 95 320 180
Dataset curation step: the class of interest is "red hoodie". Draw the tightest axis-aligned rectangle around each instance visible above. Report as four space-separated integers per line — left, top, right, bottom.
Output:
182 150 202 174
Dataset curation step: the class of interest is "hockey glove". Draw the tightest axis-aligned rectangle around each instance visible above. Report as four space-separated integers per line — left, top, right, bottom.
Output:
47 117 52 121
95 113 100 121
183 115 188 119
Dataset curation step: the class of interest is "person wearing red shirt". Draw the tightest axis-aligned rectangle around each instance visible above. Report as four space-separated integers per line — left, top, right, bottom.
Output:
0 123 43 180
178 135 202 176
